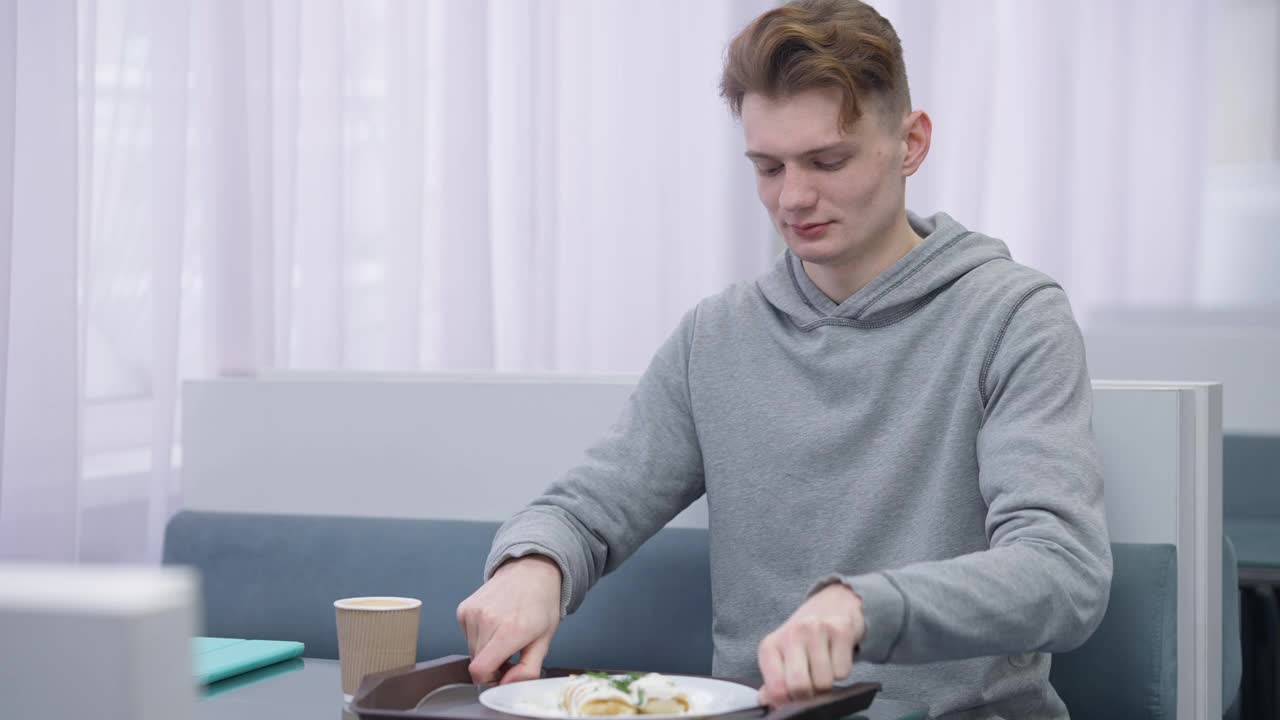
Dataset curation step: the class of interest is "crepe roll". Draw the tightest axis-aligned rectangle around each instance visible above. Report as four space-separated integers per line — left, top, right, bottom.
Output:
562 675 638 716
630 673 691 714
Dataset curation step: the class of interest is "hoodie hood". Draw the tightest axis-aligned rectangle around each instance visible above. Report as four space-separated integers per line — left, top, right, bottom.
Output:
756 211 1012 329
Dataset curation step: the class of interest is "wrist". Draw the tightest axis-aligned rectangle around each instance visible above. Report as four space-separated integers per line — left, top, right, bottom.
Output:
820 580 863 609
817 581 866 646
814 577 861 604
496 554 562 584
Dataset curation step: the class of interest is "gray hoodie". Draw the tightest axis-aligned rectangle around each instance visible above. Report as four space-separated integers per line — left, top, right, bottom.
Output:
486 211 1112 718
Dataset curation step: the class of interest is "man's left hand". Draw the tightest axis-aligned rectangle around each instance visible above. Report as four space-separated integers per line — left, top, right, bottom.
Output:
757 582 866 705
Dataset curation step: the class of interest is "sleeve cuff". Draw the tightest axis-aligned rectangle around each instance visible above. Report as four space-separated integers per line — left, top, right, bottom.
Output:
485 542 574 618
810 572 906 664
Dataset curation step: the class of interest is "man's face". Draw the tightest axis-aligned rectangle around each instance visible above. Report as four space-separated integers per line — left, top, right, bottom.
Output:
742 87 909 268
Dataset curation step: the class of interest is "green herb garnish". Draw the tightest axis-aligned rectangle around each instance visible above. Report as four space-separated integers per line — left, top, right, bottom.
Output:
584 671 647 694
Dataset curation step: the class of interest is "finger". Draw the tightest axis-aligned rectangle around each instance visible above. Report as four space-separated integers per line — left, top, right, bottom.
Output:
806 632 834 693
457 604 478 659
757 637 788 705
469 624 500 683
830 626 856 682
470 622 522 684
782 634 814 701
475 613 500 661
501 632 552 684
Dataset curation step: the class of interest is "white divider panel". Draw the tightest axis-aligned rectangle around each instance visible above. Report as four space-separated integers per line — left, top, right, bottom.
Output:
1093 381 1223 720
183 374 1222 718
182 373 707 528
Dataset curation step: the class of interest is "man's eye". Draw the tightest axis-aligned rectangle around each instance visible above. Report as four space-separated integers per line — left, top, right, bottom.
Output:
757 165 783 177
814 159 846 171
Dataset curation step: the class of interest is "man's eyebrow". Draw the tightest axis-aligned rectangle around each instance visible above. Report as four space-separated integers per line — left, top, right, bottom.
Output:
744 143 852 161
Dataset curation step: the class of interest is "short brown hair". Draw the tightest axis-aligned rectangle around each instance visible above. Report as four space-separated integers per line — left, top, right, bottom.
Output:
719 0 911 130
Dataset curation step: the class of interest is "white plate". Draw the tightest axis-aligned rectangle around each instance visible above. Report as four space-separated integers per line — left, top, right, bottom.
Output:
478 675 760 719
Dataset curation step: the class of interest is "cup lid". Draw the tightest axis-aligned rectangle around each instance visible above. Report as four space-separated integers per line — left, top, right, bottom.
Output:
334 596 423 611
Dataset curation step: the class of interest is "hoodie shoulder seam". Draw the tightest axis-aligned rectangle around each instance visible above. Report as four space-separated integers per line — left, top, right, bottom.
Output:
852 231 975 319
979 281 1062 405
684 303 700 407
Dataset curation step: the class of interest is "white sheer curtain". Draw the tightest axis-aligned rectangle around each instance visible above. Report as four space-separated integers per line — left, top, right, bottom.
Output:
0 0 80 562
4 0 779 563
0 0 1235 563
194 0 776 377
878 0 1212 310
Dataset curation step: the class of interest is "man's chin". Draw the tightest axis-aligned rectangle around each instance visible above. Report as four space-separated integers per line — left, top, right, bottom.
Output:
784 239 847 266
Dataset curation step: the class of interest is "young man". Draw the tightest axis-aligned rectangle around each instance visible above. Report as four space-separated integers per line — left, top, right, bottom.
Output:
457 1 1111 717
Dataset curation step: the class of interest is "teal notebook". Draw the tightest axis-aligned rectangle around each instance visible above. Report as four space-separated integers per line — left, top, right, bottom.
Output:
193 636 306 684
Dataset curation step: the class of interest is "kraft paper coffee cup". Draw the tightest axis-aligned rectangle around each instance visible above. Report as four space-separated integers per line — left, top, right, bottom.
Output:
334 596 422 702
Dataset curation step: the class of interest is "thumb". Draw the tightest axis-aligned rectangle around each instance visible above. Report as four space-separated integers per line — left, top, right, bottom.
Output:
500 632 552 685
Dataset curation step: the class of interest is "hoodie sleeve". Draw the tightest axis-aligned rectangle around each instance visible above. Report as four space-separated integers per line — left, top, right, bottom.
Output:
484 308 706 617
819 285 1113 664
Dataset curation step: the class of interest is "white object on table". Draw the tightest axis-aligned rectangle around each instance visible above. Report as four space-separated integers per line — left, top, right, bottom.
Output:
0 563 200 720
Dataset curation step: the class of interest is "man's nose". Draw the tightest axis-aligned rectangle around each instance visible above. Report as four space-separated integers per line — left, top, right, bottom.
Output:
778 168 818 212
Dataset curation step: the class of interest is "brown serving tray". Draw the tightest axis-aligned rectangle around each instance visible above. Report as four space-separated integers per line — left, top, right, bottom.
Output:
350 655 879 720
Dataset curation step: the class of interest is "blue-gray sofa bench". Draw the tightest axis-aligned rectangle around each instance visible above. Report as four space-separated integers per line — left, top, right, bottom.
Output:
164 510 1241 719
1224 433 1280 718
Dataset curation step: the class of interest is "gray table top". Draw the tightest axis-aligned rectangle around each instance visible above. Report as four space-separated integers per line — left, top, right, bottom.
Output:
200 659 928 720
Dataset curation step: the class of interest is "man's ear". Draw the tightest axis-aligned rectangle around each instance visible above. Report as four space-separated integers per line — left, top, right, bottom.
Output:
901 110 932 177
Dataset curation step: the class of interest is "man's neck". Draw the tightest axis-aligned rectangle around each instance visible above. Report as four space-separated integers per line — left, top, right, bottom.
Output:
801 214 924 305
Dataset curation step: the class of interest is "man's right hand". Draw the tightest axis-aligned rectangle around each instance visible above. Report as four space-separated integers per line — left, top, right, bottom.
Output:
457 554 563 685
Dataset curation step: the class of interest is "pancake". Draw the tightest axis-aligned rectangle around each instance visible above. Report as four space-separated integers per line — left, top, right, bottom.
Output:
562 675 638 716
629 673 691 714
